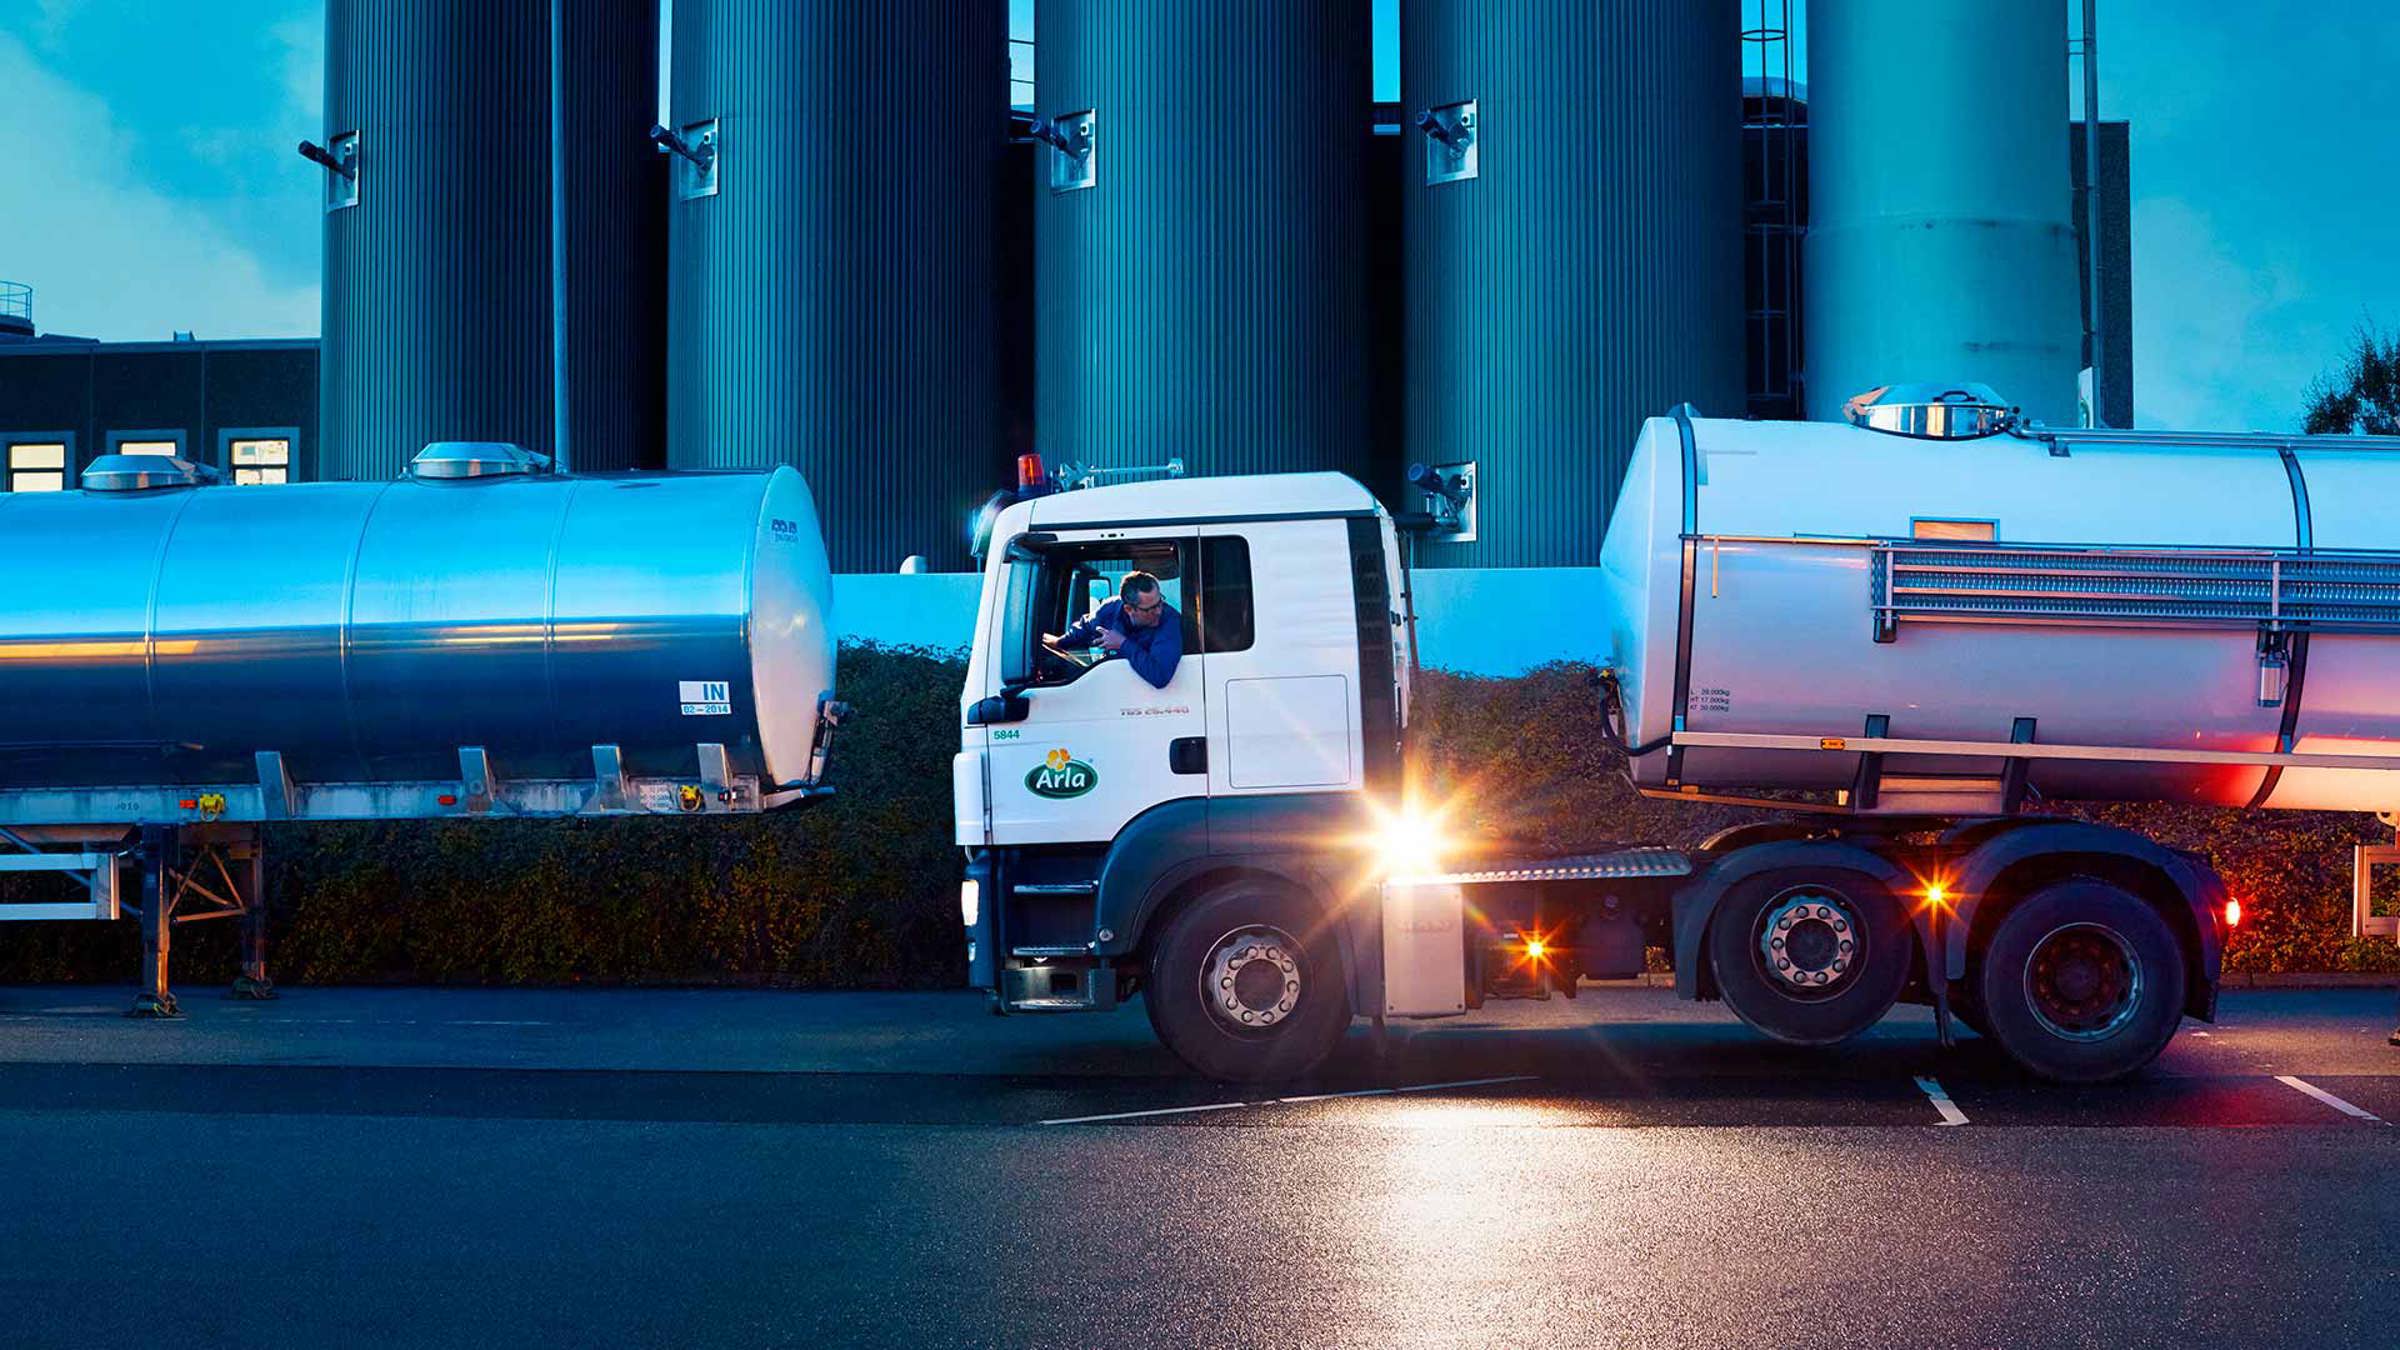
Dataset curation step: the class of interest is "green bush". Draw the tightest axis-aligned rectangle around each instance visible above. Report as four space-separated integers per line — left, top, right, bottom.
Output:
0 652 2389 987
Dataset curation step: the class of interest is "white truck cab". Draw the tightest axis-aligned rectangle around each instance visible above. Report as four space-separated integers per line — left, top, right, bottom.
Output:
955 468 1413 1077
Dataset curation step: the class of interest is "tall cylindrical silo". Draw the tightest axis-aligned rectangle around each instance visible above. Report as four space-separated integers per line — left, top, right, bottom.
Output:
1803 0 2081 426
1401 0 1744 568
665 1 1007 574
320 0 663 481
1035 0 1374 484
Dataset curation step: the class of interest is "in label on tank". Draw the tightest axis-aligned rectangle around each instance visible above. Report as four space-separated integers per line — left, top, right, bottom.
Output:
678 680 733 716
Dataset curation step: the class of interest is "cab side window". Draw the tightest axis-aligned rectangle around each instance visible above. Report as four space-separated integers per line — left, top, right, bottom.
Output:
1197 536 1253 654
1000 538 1192 689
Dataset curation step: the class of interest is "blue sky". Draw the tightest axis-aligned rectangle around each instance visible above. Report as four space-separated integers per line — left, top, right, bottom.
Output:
4 0 2393 432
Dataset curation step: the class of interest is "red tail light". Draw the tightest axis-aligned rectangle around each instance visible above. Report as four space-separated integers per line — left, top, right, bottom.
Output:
2224 897 2243 929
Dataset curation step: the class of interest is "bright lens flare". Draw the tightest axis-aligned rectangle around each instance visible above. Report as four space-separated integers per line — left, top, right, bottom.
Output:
1365 801 1452 881
2224 897 2243 929
1918 878 1953 912
1522 937 1548 962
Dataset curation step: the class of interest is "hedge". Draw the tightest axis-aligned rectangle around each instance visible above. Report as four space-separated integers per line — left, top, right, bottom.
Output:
0 650 2390 988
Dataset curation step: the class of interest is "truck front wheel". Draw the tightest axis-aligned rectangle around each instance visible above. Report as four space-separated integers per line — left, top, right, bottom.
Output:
1708 869 1913 1046
1975 879 2184 1083
1144 879 1352 1083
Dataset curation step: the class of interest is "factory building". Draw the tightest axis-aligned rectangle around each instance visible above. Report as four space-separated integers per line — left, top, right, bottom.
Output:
0 1 2133 583
0 290 316 490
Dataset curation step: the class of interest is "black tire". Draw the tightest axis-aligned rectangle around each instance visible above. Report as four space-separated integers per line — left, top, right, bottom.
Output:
1708 868 1913 1046
1975 879 2184 1083
1144 878 1352 1083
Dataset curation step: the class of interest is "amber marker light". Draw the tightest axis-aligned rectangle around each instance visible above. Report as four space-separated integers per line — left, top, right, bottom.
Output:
1523 936 1549 962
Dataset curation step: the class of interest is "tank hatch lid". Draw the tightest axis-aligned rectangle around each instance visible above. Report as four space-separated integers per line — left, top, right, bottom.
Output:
410 441 551 480
1843 383 2017 440
81 454 219 492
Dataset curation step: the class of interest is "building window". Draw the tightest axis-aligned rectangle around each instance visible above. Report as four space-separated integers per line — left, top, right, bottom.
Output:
219 427 299 485
228 438 291 485
6 439 68 493
108 429 186 459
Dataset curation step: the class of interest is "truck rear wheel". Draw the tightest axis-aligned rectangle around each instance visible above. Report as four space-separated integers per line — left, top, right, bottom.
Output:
1708 869 1912 1046
1144 879 1352 1083
1975 879 2183 1083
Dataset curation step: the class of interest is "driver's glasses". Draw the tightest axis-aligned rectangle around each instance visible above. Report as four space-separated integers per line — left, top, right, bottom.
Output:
1126 598 1163 624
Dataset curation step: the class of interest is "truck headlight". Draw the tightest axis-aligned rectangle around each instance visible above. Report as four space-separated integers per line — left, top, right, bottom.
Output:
959 879 981 929
1367 804 1449 881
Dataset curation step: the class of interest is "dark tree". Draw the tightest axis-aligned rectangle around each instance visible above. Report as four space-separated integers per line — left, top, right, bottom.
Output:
2304 325 2400 435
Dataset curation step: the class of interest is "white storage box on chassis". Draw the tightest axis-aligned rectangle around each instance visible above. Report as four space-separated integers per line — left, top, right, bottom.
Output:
1382 879 1467 1018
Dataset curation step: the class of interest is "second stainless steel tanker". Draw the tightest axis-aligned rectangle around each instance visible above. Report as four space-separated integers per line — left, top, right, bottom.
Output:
1603 392 2400 814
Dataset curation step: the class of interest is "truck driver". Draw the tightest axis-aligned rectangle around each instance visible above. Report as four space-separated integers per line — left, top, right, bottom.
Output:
1048 571 1183 690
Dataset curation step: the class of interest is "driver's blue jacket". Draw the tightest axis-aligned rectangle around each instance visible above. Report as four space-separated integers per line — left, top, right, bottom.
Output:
1059 597 1183 690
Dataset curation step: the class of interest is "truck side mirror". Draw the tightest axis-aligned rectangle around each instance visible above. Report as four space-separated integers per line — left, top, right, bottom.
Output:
1004 532 1057 562
967 693 1031 727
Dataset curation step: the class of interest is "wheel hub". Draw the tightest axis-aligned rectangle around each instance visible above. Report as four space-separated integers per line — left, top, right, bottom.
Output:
1202 926 1302 1030
1759 892 1859 993
2025 922 2142 1041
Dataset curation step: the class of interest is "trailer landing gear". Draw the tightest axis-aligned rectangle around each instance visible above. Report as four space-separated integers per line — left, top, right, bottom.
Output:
125 824 274 1019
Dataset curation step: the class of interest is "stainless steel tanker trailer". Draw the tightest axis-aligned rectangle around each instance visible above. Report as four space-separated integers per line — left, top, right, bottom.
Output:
955 386 2400 1083
0 443 839 1014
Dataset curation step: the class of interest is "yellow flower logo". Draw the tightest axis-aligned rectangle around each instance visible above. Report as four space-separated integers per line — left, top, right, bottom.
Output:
1045 748 1072 771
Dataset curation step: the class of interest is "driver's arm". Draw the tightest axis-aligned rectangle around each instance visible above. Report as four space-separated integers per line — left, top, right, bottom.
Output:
1052 599 1117 649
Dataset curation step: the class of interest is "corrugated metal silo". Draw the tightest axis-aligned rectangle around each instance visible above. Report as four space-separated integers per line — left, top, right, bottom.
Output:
665 0 1007 574
1803 0 2080 426
320 0 663 481
1034 0 1375 483
1401 0 1744 568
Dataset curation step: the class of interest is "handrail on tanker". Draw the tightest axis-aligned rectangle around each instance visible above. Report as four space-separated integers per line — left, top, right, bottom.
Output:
2014 424 2400 454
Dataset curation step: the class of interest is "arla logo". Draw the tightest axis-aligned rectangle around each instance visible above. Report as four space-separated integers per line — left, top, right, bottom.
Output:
1026 747 1097 799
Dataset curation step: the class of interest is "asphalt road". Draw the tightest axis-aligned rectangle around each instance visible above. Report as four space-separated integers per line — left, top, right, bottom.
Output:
0 983 2394 1348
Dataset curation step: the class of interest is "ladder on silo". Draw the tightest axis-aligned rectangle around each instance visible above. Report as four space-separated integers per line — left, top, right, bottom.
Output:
1743 0 1803 420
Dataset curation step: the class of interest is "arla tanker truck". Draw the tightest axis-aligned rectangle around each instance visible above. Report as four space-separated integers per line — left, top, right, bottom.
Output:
0 443 839 1015
956 387 2400 1083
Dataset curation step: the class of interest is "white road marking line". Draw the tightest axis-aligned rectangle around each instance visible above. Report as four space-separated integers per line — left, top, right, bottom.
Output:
1915 1075 1970 1126
1274 1087 1395 1104
1038 1101 1255 1126
443 1020 555 1027
1040 1075 1540 1125
2190 1030 2212 1038
2275 1075 2386 1123
1393 1074 1540 1094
